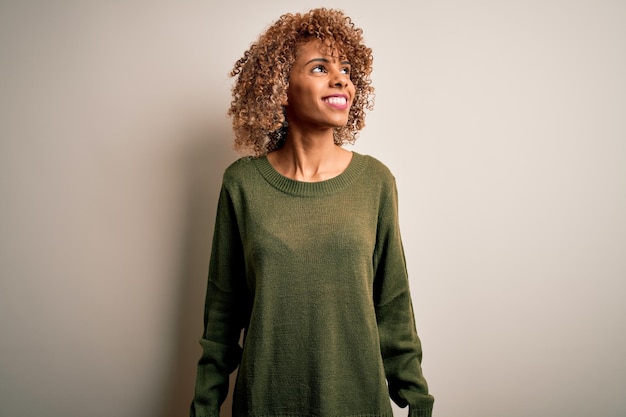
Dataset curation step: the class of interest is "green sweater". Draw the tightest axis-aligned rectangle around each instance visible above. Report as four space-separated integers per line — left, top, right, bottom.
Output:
191 152 434 417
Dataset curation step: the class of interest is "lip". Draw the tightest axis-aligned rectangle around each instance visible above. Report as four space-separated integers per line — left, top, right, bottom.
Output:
322 94 350 110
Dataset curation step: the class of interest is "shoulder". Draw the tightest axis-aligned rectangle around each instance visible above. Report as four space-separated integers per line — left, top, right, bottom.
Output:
221 156 259 184
354 152 397 187
352 153 401 214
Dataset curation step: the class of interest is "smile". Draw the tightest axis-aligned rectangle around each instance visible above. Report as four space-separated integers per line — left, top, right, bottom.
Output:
322 95 349 109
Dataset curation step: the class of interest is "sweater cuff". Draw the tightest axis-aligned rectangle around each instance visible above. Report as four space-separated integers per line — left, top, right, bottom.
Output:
409 406 433 417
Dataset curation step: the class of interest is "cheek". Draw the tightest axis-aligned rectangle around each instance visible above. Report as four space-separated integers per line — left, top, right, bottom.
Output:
348 81 357 98
285 84 300 107
286 80 304 100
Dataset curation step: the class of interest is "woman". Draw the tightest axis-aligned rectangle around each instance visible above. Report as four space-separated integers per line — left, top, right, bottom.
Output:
191 8 434 417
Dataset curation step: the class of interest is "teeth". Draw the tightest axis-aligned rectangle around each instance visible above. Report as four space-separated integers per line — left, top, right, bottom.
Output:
324 96 347 105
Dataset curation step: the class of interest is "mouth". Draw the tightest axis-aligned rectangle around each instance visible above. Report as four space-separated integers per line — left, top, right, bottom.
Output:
322 95 350 109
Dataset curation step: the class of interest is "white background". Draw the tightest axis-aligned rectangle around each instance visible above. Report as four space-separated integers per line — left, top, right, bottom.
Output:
1 1 625 416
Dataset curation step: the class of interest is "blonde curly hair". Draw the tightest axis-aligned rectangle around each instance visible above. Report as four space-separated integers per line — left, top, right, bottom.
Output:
228 8 375 156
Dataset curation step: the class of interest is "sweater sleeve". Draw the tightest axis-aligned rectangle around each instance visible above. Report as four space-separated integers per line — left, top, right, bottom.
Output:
373 178 434 417
190 183 249 417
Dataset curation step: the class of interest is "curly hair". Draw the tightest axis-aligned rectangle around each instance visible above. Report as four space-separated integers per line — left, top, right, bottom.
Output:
228 8 375 156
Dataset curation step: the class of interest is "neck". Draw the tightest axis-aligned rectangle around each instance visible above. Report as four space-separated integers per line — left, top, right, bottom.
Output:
268 128 352 182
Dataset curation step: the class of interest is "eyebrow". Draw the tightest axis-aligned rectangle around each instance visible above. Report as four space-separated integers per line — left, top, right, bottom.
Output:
304 58 351 66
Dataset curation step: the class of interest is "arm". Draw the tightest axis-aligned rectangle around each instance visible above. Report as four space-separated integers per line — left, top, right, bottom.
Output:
190 184 249 417
373 179 434 417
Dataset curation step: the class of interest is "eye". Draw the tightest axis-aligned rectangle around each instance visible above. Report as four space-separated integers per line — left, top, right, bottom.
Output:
311 65 327 73
340 66 351 75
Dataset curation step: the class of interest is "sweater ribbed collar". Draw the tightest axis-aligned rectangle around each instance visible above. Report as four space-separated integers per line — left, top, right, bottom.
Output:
254 151 367 197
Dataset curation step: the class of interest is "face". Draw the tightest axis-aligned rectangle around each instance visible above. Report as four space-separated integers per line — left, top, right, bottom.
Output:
284 39 355 132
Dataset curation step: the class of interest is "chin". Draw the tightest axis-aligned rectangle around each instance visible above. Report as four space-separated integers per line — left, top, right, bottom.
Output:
331 118 350 128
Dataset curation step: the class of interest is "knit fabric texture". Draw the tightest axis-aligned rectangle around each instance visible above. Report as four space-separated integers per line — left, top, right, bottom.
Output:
191 152 434 417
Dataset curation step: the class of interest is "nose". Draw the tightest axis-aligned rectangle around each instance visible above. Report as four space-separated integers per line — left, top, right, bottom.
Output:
330 69 349 88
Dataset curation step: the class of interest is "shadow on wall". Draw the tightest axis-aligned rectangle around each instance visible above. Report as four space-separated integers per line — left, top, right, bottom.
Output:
159 117 238 417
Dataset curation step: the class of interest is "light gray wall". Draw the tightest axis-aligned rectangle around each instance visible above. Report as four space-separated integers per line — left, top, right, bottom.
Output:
1 1 624 417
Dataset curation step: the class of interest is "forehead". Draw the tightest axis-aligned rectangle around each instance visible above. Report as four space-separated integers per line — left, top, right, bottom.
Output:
295 38 347 61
